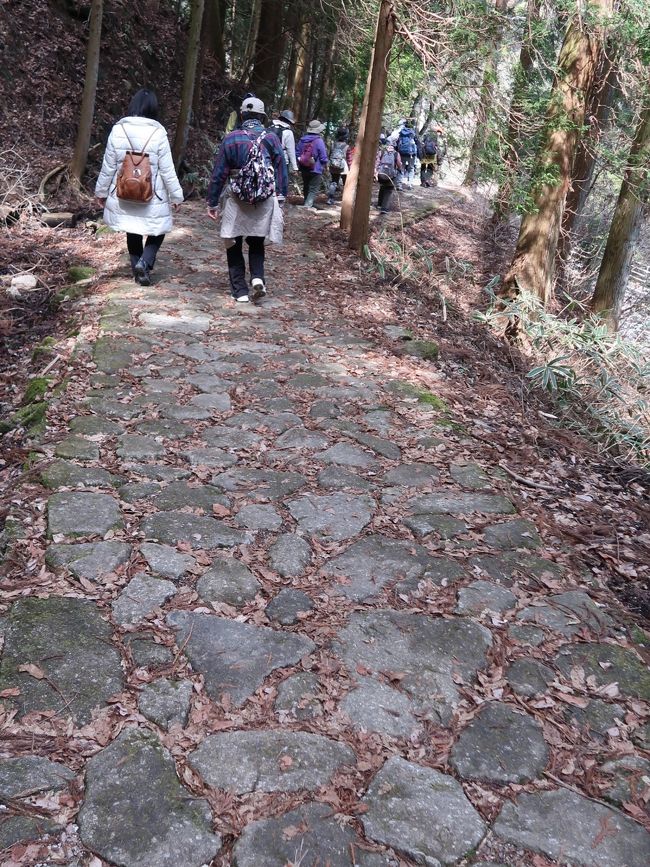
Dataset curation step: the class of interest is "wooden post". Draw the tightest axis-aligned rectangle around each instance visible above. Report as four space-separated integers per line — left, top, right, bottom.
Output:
340 0 396 251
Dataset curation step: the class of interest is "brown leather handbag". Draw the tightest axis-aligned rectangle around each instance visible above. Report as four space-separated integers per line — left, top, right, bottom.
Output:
115 125 156 203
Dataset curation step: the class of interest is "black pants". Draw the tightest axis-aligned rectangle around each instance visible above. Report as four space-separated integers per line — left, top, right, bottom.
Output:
301 170 322 207
377 177 396 212
126 233 165 267
226 235 265 296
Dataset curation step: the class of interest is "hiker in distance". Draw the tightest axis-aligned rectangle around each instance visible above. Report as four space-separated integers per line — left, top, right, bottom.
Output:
206 96 288 303
376 133 402 213
420 126 445 187
327 127 351 205
95 88 183 286
268 109 299 175
396 120 419 189
296 120 329 209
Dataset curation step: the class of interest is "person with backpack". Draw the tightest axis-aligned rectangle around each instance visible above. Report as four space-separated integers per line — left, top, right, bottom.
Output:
375 134 402 213
420 130 440 188
327 127 351 205
296 120 328 209
95 88 183 286
268 109 298 174
206 96 288 303
396 120 419 189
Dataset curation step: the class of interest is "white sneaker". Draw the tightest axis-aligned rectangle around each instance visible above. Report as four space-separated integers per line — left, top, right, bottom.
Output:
250 278 267 302
234 291 249 303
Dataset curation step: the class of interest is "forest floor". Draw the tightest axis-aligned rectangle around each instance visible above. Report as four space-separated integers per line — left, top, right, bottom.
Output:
0 190 649 867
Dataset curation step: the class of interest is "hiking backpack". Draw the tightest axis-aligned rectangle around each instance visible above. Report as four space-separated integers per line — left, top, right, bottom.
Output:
377 148 397 181
397 127 416 156
268 123 289 164
115 125 157 203
298 139 318 169
423 135 438 157
230 132 276 205
330 141 348 171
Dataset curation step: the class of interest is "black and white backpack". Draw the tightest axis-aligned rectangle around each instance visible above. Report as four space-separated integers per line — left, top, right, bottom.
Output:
230 133 276 205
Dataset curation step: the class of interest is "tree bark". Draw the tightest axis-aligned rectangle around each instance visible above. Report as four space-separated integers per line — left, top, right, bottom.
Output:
559 52 618 261
463 0 510 188
291 20 311 125
249 0 285 104
500 0 613 306
241 0 262 79
173 0 205 168
204 0 225 68
341 0 396 252
306 43 320 121
591 99 650 328
315 27 337 119
69 0 103 188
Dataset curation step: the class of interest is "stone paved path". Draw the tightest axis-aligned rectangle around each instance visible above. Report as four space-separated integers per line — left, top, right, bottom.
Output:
1 203 649 866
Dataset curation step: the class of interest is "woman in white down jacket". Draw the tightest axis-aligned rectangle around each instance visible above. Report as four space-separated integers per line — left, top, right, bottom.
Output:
95 89 183 285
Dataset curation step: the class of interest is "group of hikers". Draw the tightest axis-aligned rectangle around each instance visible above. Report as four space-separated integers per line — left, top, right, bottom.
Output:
95 88 446 305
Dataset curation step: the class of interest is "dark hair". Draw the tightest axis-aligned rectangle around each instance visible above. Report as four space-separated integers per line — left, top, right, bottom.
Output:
336 127 349 142
128 89 159 120
241 111 265 122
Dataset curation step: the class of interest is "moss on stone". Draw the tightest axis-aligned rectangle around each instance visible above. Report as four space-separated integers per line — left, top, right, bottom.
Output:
417 391 448 411
405 340 440 361
52 283 87 307
15 402 47 435
22 377 50 404
67 264 96 282
629 625 648 648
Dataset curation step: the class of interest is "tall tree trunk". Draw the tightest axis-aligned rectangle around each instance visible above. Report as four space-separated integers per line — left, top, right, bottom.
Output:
291 20 311 125
492 0 539 219
315 28 337 119
306 45 320 121
500 0 613 306
559 53 618 261
463 0 510 187
240 0 262 79
204 0 225 68
591 99 650 328
173 0 205 168
341 0 396 251
69 0 103 188
249 0 285 104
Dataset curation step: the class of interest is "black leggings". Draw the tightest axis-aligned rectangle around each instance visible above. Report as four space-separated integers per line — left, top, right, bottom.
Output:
126 233 165 267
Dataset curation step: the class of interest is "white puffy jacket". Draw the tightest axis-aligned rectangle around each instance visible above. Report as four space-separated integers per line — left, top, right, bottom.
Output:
95 116 183 235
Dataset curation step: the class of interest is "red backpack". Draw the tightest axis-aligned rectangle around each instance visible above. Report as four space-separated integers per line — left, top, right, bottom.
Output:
298 139 318 169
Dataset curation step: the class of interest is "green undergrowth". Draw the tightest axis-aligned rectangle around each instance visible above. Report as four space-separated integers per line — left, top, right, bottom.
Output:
476 288 650 466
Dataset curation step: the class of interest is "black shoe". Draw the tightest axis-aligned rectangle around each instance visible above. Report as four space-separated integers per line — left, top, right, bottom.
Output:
134 258 151 286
